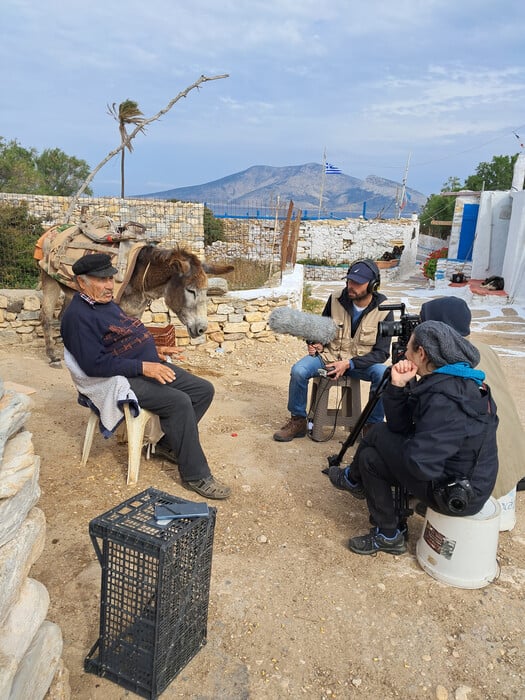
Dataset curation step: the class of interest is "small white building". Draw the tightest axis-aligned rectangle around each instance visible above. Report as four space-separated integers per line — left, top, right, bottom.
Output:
446 154 525 304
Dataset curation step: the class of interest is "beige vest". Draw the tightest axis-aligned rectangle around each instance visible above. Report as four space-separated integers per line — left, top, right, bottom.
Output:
321 296 390 364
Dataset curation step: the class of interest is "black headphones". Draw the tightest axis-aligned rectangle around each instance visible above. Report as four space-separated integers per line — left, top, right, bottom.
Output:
348 258 381 294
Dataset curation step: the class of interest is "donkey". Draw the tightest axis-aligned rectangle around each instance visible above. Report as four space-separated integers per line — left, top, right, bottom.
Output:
40 245 234 366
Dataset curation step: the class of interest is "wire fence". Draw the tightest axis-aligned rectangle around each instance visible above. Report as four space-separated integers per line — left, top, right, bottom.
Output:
202 200 365 221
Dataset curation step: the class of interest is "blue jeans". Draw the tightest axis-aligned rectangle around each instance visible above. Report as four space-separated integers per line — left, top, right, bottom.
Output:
287 355 388 424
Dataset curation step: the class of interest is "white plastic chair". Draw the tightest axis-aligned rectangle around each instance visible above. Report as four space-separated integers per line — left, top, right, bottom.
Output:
81 404 157 485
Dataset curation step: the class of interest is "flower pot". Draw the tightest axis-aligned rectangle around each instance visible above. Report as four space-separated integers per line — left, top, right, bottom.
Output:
375 260 399 269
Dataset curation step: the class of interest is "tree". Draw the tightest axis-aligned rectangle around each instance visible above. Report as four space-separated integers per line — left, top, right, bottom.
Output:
418 176 460 238
36 148 92 196
107 100 146 198
0 138 41 193
464 154 519 191
0 137 92 196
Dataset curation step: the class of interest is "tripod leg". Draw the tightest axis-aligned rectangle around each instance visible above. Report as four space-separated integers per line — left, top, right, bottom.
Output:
328 367 392 466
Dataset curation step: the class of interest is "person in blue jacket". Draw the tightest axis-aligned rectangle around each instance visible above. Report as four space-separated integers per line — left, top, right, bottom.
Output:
330 320 498 556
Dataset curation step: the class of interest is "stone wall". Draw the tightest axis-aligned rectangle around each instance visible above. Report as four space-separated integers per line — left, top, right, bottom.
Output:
299 216 419 265
0 193 205 255
0 379 69 698
206 216 420 267
0 288 296 355
0 258 404 353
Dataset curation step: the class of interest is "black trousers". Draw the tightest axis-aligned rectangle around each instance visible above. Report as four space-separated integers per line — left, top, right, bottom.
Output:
129 365 214 482
349 423 434 530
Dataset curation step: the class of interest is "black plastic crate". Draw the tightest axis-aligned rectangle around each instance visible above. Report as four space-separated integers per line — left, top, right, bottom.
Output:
84 488 216 699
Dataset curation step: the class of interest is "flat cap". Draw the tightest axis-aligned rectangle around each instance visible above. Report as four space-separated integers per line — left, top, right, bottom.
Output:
72 253 118 278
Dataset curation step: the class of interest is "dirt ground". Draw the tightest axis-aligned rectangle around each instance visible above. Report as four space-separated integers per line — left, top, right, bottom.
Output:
2 280 525 700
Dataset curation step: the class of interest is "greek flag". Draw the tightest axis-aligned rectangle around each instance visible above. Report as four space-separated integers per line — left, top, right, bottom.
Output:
325 162 342 175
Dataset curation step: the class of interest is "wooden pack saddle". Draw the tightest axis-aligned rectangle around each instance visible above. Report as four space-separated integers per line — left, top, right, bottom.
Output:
35 216 149 303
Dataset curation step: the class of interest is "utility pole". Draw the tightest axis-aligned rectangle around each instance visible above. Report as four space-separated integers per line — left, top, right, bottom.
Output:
397 152 411 219
318 147 327 219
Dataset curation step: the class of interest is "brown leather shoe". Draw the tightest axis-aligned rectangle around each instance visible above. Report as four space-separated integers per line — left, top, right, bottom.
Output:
273 416 307 442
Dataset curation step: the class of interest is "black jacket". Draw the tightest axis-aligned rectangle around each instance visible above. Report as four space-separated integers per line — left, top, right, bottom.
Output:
383 373 498 514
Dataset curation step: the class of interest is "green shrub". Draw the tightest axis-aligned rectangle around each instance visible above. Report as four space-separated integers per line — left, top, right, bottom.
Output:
0 201 44 288
297 257 334 267
203 206 224 246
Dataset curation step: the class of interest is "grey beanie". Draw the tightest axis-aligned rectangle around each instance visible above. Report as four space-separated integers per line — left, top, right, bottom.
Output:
412 320 480 368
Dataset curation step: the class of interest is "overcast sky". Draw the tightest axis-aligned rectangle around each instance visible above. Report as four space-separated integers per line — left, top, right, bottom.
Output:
2 0 525 199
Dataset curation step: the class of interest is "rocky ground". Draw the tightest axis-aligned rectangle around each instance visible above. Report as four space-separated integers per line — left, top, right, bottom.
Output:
1 273 524 700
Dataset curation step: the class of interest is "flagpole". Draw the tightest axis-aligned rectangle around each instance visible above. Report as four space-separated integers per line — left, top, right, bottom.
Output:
318 147 326 219
397 152 411 219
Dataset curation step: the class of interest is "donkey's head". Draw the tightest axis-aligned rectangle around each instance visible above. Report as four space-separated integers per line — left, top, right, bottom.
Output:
163 248 211 338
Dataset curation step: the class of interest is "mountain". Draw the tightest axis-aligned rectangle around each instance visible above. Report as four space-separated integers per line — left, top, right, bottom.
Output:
138 163 427 219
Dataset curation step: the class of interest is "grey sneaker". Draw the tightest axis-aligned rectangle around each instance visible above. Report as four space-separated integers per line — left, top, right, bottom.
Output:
327 466 366 499
348 528 407 556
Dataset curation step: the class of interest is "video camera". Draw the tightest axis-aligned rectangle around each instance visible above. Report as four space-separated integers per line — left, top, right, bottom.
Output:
378 303 420 362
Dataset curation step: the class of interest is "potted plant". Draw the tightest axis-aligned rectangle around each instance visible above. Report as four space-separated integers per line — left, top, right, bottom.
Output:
422 247 448 280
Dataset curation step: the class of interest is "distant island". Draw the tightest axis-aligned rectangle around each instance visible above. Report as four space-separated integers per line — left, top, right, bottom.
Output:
136 163 427 219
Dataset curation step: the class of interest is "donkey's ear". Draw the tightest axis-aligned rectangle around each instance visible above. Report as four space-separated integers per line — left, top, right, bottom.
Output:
168 254 191 276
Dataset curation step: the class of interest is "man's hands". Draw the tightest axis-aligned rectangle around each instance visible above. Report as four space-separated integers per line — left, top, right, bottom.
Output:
390 359 418 387
142 361 176 384
324 359 350 379
157 345 185 363
306 342 323 356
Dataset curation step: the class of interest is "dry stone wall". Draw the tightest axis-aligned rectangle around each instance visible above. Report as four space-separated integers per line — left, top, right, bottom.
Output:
0 193 204 254
0 288 295 355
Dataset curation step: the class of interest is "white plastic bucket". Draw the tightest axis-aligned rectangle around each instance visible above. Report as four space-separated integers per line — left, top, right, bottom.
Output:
498 487 517 531
416 497 501 589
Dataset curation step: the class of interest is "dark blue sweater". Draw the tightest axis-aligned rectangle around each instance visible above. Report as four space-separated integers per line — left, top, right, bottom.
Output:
60 294 159 377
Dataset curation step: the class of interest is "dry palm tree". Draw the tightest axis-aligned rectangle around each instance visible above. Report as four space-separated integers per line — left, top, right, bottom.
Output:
64 75 229 222
107 100 146 198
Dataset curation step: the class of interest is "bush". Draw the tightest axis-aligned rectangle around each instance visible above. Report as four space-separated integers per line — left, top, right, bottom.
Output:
203 206 224 246
296 257 335 267
225 257 271 291
0 201 44 288
422 247 448 280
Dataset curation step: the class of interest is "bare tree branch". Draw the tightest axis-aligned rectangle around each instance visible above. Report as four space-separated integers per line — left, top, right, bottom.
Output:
64 73 229 223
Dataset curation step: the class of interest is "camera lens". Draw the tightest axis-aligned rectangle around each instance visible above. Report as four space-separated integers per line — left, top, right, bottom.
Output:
449 497 467 513
378 320 402 338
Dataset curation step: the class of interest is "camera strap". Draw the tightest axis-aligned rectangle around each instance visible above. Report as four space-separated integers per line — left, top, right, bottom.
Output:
464 383 494 482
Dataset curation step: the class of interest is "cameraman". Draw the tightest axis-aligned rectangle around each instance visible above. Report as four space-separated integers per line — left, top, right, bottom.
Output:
273 260 393 442
337 321 498 556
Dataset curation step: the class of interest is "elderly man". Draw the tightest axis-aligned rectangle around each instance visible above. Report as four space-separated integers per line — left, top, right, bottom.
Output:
273 259 393 441
60 252 230 499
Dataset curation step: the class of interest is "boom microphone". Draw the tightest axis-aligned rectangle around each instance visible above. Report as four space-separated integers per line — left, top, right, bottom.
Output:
268 307 338 345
